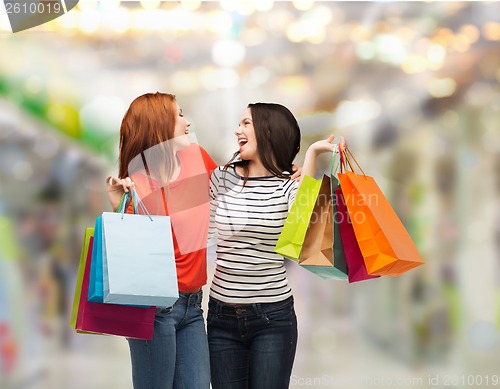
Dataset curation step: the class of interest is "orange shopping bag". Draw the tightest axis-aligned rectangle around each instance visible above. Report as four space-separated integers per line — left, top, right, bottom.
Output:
337 147 424 276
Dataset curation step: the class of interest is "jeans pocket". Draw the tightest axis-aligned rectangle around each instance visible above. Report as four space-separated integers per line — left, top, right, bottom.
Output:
263 305 295 326
156 306 174 317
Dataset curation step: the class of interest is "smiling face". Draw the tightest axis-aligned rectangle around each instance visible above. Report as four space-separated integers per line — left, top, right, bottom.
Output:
172 103 191 150
173 104 190 138
235 107 258 161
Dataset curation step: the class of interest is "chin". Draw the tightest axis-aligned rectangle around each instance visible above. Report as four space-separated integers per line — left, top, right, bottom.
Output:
173 135 191 150
241 148 258 160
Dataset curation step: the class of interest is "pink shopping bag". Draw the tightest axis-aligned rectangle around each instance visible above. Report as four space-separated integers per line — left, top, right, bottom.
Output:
336 187 379 283
75 234 156 339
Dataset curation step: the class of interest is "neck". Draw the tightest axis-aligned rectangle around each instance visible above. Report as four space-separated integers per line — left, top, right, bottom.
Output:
170 153 181 181
246 159 271 177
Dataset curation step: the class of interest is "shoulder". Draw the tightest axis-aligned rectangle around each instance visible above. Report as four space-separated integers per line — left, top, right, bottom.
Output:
188 143 210 158
196 145 217 170
282 177 299 196
178 143 206 158
178 144 217 172
211 165 228 180
210 165 242 186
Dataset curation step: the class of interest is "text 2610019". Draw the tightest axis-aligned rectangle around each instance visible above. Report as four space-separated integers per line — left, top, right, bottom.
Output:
6 2 62 14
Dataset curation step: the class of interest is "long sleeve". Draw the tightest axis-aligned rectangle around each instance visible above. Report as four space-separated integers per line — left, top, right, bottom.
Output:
207 168 220 246
283 178 299 210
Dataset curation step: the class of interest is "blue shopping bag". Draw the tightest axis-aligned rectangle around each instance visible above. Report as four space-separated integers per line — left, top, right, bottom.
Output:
88 216 103 302
101 192 178 307
89 193 141 304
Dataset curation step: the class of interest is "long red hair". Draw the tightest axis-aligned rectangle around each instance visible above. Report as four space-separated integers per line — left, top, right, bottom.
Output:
118 92 177 182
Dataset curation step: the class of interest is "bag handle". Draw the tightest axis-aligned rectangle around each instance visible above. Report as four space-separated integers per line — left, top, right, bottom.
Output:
117 192 141 214
330 144 341 176
338 144 348 173
119 191 153 221
339 145 366 176
132 190 153 221
117 193 133 214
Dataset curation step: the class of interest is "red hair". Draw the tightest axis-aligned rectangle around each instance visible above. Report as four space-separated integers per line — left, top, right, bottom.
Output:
118 92 177 182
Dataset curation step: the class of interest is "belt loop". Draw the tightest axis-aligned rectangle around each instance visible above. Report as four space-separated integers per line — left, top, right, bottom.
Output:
253 302 262 316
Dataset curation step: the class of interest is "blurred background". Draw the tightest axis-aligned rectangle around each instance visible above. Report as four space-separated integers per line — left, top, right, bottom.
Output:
0 1 499 388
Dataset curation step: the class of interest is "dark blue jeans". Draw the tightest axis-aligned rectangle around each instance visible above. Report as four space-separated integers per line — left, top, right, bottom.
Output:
127 290 210 389
207 296 298 389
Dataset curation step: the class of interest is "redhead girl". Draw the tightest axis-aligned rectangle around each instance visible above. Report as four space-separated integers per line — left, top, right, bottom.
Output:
106 92 216 389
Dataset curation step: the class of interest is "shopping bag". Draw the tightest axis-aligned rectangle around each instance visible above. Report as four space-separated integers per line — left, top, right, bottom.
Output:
331 146 348 277
275 175 323 261
75 232 156 339
332 184 348 277
88 196 132 303
88 216 103 302
338 147 424 276
336 187 379 283
70 227 94 329
299 174 348 280
101 192 178 306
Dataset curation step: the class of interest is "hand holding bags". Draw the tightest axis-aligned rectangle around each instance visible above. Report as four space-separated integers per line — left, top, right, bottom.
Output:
274 142 423 281
101 191 179 307
338 147 424 276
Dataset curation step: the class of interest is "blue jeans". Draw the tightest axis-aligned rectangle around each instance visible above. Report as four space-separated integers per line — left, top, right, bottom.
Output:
207 296 298 389
127 290 210 389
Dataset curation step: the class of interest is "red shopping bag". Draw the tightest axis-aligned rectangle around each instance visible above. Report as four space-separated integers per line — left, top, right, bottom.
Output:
74 233 156 339
335 187 379 283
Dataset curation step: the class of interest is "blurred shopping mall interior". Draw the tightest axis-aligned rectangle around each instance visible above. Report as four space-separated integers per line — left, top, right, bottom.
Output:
0 1 499 388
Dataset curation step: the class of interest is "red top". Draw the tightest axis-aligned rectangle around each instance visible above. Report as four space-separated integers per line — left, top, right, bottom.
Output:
127 144 217 292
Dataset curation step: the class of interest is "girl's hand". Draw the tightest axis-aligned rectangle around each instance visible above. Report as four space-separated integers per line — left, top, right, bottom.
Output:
306 134 336 157
339 136 347 149
301 135 338 180
105 176 134 211
290 165 302 181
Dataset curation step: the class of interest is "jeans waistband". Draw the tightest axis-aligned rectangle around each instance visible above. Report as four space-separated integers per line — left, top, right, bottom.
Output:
178 289 203 305
208 296 293 317
156 290 203 313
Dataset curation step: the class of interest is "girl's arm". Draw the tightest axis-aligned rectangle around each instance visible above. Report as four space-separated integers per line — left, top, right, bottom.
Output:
301 135 346 181
207 171 220 247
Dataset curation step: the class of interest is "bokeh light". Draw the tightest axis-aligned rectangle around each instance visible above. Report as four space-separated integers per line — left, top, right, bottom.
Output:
0 3 499 389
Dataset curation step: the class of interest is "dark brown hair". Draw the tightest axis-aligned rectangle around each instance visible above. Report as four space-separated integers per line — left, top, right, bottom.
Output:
224 102 301 184
118 92 177 183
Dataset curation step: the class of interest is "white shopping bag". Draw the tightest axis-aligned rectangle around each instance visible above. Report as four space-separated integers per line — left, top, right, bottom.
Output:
101 197 178 307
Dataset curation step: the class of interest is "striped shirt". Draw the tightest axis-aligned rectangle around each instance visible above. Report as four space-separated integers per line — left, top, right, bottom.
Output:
209 165 298 304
